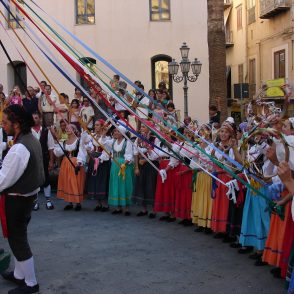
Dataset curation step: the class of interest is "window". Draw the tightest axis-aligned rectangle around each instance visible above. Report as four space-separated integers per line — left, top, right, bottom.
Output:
248 0 256 24
238 64 244 83
150 0 171 21
151 55 173 96
249 58 256 98
7 0 23 29
76 0 95 25
236 5 242 30
274 49 286 79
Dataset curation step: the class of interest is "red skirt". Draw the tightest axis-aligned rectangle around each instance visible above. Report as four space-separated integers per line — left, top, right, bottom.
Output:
154 160 180 213
211 173 230 233
174 164 193 219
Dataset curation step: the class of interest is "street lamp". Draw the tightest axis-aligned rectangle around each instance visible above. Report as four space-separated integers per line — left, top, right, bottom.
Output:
168 42 202 118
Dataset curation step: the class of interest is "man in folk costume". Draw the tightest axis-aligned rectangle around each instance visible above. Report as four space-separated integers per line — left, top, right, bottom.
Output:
31 112 54 210
0 105 44 294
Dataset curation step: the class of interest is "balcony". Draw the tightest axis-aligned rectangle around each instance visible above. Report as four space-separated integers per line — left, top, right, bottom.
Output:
260 0 291 19
224 0 232 9
226 31 234 48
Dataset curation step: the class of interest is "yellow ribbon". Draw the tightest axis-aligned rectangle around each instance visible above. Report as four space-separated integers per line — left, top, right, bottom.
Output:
249 179 262 195
118 163 126 180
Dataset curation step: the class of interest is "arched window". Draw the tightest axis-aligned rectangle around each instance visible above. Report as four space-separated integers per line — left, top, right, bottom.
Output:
7 61 27 94
151 54 173 97
78 57 96 91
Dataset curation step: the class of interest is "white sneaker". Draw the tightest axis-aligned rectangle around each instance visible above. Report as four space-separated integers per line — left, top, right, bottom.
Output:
33 203 39 211
46 201 54 210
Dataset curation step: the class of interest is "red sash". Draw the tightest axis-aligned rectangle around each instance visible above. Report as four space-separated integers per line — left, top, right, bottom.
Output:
0 194 8 238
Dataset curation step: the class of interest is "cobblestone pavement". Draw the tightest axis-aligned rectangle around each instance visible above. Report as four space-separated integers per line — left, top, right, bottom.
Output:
1 197 285 294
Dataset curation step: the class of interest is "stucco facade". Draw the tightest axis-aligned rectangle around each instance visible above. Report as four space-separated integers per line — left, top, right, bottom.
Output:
0 0 210 123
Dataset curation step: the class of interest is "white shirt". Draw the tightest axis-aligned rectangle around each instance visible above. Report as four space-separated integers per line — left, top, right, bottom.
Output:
0 143 39 196
137 96 149 119
40 93 58 112
0 128 7 160
31 127 54 150
80 106 95 129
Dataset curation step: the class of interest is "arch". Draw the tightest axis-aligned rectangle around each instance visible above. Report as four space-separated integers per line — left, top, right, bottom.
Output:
151 54 173 98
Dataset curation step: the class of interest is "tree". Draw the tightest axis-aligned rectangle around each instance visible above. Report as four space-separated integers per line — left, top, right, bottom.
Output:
207 0 228 121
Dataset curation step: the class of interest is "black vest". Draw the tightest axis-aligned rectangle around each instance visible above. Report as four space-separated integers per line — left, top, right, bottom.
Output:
5 133 45 194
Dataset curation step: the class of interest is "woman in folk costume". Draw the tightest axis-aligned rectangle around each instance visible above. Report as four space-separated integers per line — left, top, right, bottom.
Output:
101 125 134 215
174 128 196 226
210 121 242 237
154 130 181 222
238 132 271 264
261 117 294 277
132 122 159 218
83 119 111 211
191 124 213 233
53 124 86 211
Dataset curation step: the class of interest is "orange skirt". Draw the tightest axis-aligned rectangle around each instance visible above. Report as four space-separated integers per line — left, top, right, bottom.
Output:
262 193 291 267
57 157 86 203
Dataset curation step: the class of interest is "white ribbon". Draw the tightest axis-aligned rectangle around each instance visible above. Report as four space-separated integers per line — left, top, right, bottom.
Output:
225 180 239 204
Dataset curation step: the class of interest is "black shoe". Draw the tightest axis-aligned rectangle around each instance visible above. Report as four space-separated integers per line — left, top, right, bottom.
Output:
213 233 226 239
183 219 193 227
101 206 109 212
270 267 281 275
148 213 156 219
64 204 73 211
238 246 253 254
223 236 237 243
167 217 176 223
94 205 102 212
46 201 54 210
249 252 263 260
1 271 25 286
194 227 204 232
230 243 242 248
112 209 122 215
74 204 82 211
254 258 268 266
136 211 148 217
159 215 169 221
8 284 39 294
124 211 131 216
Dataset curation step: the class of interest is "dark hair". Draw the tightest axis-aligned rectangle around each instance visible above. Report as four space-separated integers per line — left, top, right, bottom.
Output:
32 111 41 117
148 89 156 97
138 84 144 90
40 80 47 85
71 99 80 107
113 75 120 81
3 105 34 134
44 84 51 90
167 102 175 109
209 105 217 112
59 119 66 125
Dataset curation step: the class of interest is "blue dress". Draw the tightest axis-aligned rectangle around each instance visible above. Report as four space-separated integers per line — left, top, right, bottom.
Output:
239 186 270 250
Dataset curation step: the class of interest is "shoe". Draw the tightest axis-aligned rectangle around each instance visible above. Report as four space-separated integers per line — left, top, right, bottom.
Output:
111 209 122 215
249 252 262 260
101 207 109 212
1 271 25 286
230 243 242 248
125 211 131 216
75 204 82 211
136 211 148 217
148 213 156 219
223 236 236 243
183 219 193 227
64 204 73 211
8 284 39 294
167 217 176 223
46 201 54 210
270 267 281 275
194 227 204 232
94 205 102 212
254 258 268 266
33 203 39 211
159 215 169 221
204 228 213 235
213 233 226 239
238 247 253 254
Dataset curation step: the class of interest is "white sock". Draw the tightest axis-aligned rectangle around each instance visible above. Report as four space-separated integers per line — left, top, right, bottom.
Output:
13 256 24 280
44 185 51 199
19 257 38 287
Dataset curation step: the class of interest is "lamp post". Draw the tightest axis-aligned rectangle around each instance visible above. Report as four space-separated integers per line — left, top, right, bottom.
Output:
168 42 202 118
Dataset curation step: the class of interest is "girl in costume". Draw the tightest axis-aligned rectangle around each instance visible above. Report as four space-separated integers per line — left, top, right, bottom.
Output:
53 124 86 211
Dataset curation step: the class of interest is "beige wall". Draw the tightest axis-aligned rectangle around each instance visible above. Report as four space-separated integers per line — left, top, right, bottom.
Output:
0 0 210 123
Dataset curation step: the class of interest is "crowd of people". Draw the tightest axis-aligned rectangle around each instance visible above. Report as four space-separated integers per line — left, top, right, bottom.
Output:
0 76 294 294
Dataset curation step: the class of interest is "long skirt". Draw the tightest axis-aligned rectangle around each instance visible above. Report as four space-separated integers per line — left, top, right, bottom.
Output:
262 196 291 268
86 153 111 201
211 173 231 233
154 160 180 213
57 157 86 203
239 186 270 250
191 172 213 228
132 160 159 207
174 164 193 219
108 157 134 207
